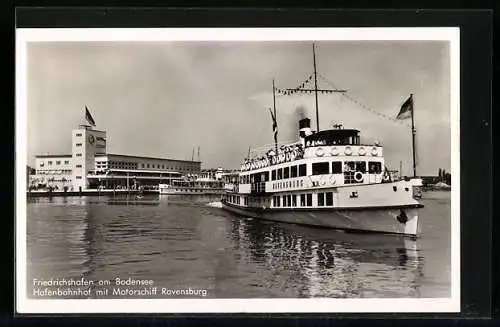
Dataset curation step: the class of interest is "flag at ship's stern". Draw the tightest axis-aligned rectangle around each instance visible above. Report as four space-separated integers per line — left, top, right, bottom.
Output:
396 94 414 120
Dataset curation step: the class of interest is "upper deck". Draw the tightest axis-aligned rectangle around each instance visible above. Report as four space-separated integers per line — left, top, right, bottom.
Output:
234 118 387 195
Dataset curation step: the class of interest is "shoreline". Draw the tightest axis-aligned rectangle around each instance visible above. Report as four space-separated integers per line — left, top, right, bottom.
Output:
26 189 159 197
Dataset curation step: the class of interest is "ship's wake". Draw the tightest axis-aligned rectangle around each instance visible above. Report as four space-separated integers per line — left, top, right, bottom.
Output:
206 201 223 208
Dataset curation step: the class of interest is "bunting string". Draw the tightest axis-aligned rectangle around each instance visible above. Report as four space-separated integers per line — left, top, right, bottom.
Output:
274 74 314 95
317 73 411 127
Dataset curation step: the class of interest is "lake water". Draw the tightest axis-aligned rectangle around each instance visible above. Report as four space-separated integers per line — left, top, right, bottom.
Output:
26 191 451 299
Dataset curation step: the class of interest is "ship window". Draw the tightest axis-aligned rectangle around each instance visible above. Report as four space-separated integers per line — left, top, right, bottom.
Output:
282 195 287 207
287 195 292 207
326 192 333 206
332 162 342 174
292 195 297 207
290 165 298 178
318 192 325 206
261 171 269 182
274 196 281 207
300 194 306 206
344 161 356 172
355 161 367 173
312 162 329 175
369 162 382 174
277 168 283 180
306 193 313 207
271 170 276 181
283 166 290 179
48 161 52 165
298 164 307 177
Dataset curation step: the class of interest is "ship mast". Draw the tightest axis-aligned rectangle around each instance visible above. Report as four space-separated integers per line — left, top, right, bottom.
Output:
313 44 320 132
278 44 346 131
410 93 417 177
272 78 278 154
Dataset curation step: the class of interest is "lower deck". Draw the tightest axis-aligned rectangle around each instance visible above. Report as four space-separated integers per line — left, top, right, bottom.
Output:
222 180 420 211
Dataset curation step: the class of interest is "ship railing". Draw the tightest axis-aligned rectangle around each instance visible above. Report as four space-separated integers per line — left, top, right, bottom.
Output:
247 141 302 158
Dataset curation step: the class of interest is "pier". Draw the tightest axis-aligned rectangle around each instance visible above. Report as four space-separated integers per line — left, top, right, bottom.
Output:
26 189 159 198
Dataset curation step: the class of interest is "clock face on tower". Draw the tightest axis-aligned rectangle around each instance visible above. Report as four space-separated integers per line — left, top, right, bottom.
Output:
88 134 95 144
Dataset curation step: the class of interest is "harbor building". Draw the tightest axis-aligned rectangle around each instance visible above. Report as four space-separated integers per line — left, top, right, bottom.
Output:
31 123 201 191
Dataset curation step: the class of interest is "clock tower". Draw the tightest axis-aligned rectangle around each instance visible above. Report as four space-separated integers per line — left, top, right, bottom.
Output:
71 125 107 190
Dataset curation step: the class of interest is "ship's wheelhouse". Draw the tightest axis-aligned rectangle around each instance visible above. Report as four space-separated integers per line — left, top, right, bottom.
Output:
304 129 361 147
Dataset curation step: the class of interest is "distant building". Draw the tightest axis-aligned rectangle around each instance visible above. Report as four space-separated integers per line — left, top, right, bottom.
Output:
31 124 201 190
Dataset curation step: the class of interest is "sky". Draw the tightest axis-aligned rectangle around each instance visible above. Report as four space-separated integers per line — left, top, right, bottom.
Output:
26 40 451 176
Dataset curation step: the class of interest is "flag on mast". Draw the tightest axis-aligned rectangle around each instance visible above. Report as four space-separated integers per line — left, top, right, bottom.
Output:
396 94 413 120
268 107 278 144
85 106 96 126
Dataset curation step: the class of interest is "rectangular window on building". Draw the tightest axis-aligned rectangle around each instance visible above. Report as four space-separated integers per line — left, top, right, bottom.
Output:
326 192 333 206
76 133 82 137
287 195 292 207
55 161 61 165
298 164 307 176
282 195 287 207
76 143 82 147
290 165 298 178
292 195 297 207
312 162 329 175
300 194 306 206
76 164 82 168
318 192 325 206
64 160 69 164
283 166 290 179
48 161 52 165
76 154 82 157
368 161 382 174
306 193 313 206
147 164 150 168
142 163 145 168
271 170 276 181
76 176 82 179
332 162 342 174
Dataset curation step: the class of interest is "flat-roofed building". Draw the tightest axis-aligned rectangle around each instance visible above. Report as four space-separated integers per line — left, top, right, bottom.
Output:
30 124 201 191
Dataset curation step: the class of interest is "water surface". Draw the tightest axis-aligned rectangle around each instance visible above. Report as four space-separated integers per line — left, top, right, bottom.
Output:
26 191 451 298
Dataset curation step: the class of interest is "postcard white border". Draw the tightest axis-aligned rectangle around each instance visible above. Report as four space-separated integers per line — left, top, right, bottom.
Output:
16 27 460 313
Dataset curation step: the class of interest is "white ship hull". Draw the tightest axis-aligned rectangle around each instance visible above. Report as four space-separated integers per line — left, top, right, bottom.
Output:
221 181 422 237
222 201 420 236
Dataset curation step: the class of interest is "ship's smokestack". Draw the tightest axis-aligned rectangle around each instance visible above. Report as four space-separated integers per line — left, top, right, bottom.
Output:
299 118 312 146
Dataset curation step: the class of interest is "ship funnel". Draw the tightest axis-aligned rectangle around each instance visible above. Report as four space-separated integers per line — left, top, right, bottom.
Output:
299 118 312 146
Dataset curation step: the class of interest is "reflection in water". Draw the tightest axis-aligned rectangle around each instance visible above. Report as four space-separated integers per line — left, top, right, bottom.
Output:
230 217 424 298
27 193 449 299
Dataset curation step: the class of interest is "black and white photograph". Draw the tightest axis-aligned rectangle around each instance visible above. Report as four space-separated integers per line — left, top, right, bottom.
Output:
16 27 460 313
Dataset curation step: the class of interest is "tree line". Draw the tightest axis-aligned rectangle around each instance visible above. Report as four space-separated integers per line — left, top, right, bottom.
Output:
437 168 451 185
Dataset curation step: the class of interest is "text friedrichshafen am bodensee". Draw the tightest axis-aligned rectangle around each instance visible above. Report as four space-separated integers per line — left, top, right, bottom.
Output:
31 277 208 297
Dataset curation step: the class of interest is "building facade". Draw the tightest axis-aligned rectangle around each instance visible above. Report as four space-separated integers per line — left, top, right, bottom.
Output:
31 125 201 191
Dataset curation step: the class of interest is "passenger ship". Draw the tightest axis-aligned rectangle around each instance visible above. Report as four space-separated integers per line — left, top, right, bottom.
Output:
221 44 423 237
159 178 224 195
